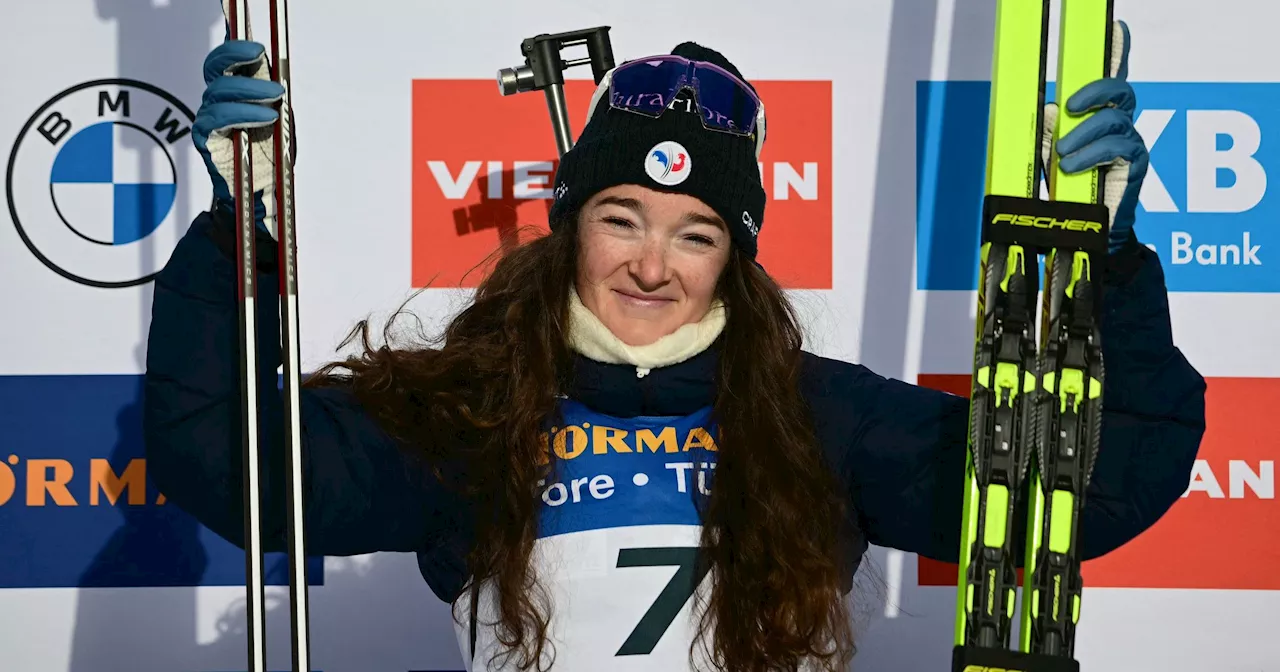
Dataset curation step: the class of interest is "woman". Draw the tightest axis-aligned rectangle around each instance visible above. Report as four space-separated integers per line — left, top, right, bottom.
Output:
145 26 1205 672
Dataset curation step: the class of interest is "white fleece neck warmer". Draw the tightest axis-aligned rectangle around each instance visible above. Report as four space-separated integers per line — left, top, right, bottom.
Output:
567 288 726 378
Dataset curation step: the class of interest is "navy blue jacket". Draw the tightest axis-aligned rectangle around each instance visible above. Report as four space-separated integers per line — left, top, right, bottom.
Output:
143 209 1206 604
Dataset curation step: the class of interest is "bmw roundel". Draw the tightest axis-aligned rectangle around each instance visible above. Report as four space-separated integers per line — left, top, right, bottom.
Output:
6 79 208 288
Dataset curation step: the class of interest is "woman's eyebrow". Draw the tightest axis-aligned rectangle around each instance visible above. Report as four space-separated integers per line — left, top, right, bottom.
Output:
594 196 645 212
683 212 725 228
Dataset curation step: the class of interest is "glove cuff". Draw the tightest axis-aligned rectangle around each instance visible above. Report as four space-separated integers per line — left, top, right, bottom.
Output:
206 202 280 275
212 195 277 241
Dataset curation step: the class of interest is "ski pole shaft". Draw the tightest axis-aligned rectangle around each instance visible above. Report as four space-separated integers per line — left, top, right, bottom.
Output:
222 0 310 669
266 0 312 669
223 0 267 671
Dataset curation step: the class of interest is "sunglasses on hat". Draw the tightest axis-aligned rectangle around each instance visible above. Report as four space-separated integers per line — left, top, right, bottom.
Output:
586 54 767 160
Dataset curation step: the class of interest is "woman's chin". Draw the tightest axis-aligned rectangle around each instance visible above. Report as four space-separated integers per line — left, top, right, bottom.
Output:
599 312 681 347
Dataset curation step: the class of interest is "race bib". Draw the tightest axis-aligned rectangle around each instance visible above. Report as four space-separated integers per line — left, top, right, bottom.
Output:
459 399 721 671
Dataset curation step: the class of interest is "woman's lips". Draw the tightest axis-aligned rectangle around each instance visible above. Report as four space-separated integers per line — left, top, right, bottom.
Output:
613 289 674 308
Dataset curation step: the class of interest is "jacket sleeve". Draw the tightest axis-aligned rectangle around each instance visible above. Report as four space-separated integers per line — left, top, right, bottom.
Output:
830 236 1207 563
144 208 461 556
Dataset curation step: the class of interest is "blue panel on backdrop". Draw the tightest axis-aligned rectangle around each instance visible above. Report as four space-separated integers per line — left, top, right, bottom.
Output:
0 374 323 589
916 80 1280 292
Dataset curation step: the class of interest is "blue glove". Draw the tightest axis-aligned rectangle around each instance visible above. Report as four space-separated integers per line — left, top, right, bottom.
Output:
192 39 286 238
1042 21 1147 254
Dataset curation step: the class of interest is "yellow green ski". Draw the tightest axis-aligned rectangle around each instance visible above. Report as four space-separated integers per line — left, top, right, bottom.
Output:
953 1 1113 670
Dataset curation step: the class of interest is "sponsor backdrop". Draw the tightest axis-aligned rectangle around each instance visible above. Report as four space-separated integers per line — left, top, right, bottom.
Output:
1 0 1275 670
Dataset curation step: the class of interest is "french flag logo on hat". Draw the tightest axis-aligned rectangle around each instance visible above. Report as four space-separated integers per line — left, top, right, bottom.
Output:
645 140 691 186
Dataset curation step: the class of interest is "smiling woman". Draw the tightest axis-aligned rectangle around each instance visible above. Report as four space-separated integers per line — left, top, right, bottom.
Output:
143 27 1205 672
575 186 732 346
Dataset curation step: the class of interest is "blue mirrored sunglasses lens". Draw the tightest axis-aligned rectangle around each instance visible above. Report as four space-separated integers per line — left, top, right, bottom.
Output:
609 58 689 116
690 66 758 135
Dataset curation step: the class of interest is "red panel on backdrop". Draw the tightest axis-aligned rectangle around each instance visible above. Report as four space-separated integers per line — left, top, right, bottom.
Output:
916 374 1278 590
410 79 833 289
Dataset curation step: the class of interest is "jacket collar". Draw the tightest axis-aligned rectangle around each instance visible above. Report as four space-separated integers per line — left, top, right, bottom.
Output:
565 347 719 418
566 288 726 378
564 288 723 417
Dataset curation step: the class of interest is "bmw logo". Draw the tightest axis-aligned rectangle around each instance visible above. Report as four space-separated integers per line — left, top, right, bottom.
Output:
6 79 208 288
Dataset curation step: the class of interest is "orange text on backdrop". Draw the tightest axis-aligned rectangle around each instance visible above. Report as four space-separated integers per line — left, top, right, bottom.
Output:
411 79 833 289
915 375 1278 590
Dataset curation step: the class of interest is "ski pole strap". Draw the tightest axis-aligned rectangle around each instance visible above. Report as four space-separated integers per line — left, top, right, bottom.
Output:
953 643 1080 672
981 195 1110 258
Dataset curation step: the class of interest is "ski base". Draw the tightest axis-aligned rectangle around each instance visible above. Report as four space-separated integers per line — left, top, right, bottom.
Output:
953 644 1080 672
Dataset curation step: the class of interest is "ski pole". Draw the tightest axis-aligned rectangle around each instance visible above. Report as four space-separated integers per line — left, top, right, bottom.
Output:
222 0 310 670
497 27 615 158
223 1 267 670
265 0 312 668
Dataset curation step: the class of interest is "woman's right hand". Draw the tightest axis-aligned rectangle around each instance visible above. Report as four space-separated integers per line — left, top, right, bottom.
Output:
193 39 287 239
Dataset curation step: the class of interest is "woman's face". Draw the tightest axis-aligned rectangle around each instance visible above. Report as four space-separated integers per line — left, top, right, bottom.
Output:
575 184 732 346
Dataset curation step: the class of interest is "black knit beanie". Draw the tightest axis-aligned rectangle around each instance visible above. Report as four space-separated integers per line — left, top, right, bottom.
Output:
547 42 768 260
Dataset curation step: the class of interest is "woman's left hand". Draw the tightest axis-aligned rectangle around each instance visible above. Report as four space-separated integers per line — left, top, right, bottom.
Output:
1041 20 1147 254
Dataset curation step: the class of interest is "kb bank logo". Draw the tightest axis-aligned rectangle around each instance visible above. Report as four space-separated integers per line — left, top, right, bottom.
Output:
916 81 1279 293
411 79 833 290
6 79 206 288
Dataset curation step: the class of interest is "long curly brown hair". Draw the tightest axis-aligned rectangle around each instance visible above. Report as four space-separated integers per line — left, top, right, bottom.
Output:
305 211 858 671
